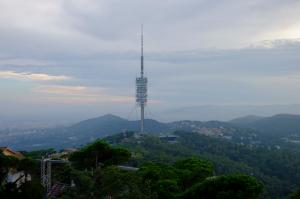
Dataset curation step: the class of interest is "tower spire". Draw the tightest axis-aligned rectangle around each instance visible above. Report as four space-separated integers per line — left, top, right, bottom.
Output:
141 24 144 77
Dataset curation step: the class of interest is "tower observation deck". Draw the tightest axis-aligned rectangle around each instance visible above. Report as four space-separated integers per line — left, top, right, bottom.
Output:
136 25 147 134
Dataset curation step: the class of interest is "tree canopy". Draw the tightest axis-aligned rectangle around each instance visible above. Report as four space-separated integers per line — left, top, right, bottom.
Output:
69 140 131 170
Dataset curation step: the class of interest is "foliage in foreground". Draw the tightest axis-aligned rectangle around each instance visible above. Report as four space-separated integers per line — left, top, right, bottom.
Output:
69 140 131 169
115 131 300 198
1 138 264 199
58 159 262 199
58 140 263 199
0 152 44 199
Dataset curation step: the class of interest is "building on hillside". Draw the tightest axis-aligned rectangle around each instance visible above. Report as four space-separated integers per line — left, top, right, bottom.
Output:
0 147 25 159
49 148 78 160
159 135 179 143
6 170 31 187
0 147 31 187
117 165 139 171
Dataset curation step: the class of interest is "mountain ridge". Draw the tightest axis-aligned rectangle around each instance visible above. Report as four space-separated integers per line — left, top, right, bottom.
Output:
230 114 300 137
2 113 300 150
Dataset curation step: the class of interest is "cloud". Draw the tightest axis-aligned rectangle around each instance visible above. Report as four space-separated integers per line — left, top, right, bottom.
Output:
33 85 95 96
32 85 134 104
0 70 71 81
1 0 300 56
1 0 300 121
0 58 49 67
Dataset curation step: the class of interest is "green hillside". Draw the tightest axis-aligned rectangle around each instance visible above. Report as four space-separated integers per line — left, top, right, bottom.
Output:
231 114 300 138
105 131 300 198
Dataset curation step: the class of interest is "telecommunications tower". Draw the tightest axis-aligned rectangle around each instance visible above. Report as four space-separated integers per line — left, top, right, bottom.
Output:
136 25 148 134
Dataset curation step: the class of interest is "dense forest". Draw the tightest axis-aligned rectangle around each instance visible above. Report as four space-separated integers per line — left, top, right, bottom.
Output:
1 131 300 198
0 140 263 199
105 131 300 198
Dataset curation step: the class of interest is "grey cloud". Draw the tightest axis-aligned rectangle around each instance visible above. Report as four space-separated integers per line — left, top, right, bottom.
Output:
0 0 300 123
1 0 300 56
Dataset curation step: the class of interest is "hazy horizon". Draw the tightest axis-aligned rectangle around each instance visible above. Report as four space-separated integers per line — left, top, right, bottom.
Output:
2 104 300 129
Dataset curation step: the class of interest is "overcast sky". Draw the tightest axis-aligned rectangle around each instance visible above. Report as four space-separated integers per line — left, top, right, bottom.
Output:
1 0 300 123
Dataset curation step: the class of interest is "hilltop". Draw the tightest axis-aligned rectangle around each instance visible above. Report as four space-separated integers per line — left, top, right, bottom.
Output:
0 114 257 150
2 113 300 151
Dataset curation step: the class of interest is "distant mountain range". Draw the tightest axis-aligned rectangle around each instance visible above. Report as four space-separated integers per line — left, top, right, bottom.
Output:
2 104 300 128
231 114 300 138
230 115 265 125
157 104 300 121
1 113 300 150
69 114 170 136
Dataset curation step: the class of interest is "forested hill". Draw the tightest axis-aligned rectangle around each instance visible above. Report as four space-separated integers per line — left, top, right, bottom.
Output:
230 115 265 125
69 114 170 135
1 135 266 199
105 131 300 198
2 119 300 198
231 114 300 140
0 114 257 150
2 113 300 150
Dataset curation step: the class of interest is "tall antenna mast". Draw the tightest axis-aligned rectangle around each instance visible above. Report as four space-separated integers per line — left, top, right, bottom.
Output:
136 25 148 134
141 24 144 77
